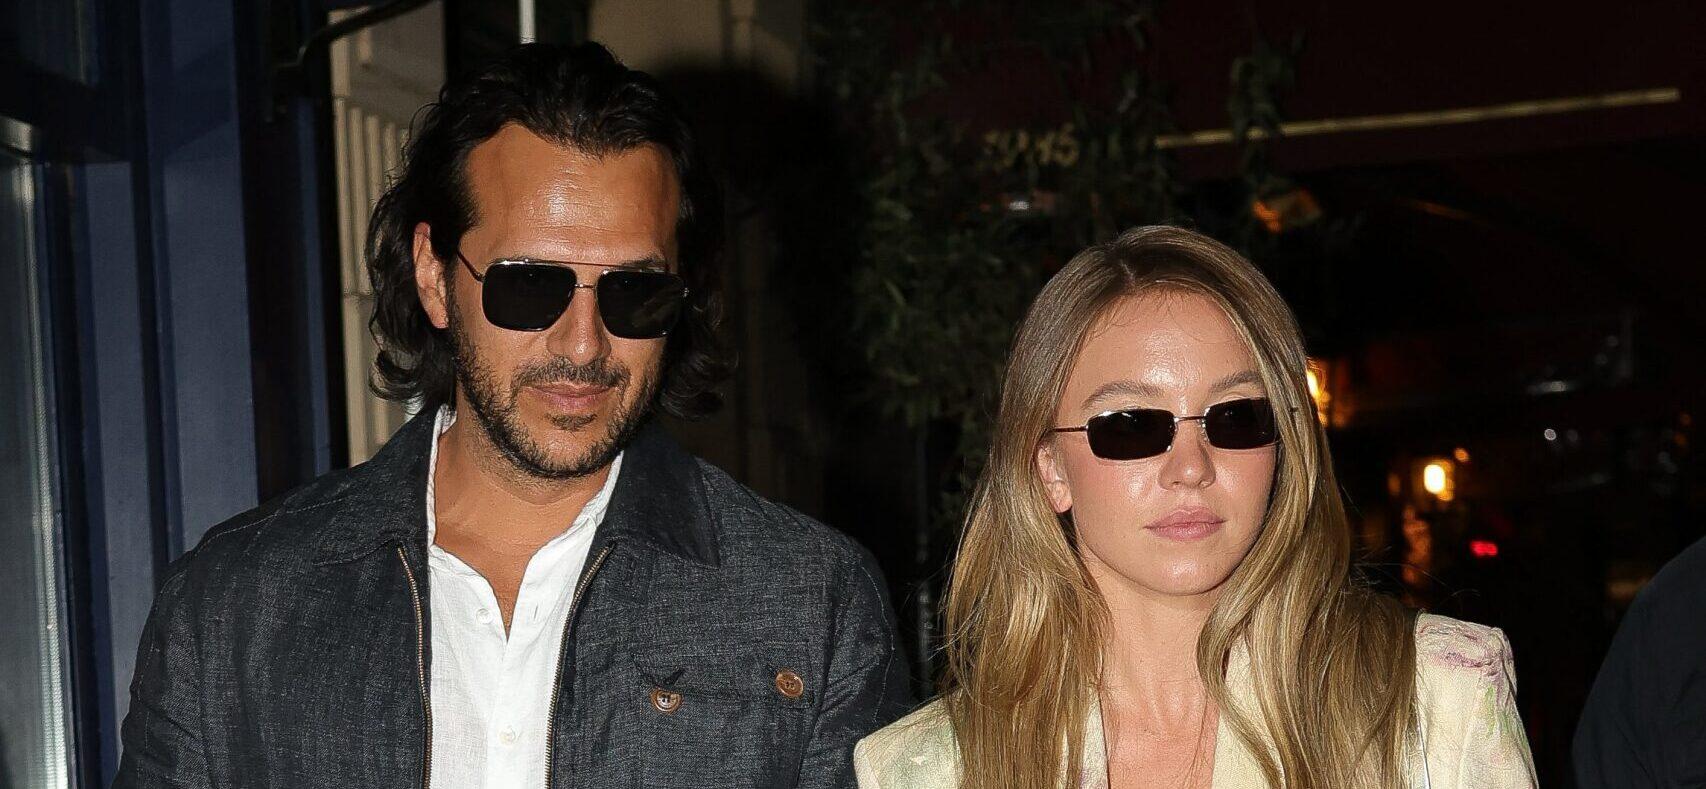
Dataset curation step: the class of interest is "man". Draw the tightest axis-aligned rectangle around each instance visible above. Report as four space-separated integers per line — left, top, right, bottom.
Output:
116 42 911 789
1574 535 1706 787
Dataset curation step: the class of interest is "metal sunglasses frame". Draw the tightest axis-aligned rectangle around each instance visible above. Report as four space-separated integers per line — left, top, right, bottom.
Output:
453 251 690 335
1047 397 1290 455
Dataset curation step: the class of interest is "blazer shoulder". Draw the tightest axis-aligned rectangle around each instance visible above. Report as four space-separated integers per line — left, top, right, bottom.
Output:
1413 612 1516 696
1413 614 1536 785
855 699 960 789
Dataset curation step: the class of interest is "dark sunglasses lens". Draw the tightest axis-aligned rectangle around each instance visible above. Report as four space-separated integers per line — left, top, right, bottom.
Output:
1204 398 1279 449
596 270 686 339
1085 409 1176 460
482 264 577 331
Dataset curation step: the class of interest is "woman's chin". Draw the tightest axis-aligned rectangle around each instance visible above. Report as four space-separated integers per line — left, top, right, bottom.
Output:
1128 559 1240 599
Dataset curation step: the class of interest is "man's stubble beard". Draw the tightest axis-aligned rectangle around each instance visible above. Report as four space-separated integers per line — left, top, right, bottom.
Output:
447 296 659 480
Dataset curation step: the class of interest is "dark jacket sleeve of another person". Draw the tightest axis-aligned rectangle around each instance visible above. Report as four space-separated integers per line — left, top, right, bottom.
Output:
1574 535 1706 788
798 543 916 788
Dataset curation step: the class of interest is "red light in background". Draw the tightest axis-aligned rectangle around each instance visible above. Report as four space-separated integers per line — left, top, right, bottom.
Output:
1469 539 1500 559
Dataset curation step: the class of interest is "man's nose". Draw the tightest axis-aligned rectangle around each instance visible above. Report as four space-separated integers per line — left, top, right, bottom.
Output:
545 283 611 365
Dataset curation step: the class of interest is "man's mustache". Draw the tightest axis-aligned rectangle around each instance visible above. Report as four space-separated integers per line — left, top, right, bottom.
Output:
512 357 629 391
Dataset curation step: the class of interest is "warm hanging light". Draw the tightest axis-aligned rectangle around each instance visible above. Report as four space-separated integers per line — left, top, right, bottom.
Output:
1421 459 1455 502
1422 463 1446 494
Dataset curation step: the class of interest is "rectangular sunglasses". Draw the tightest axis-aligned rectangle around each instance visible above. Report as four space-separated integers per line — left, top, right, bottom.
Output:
1048 397 1281 460
456 252 688 338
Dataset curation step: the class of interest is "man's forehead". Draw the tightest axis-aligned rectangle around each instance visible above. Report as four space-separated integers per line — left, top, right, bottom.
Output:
463 125 681 244
466 124 676 191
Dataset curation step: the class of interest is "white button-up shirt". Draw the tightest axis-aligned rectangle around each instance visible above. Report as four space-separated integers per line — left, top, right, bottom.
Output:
424 407 622 789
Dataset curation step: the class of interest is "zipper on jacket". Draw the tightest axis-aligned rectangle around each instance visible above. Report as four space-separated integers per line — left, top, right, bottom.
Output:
397 546 433 789
543 541 617 788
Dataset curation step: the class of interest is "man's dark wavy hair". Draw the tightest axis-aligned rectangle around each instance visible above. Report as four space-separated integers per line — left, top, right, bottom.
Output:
366 42 731 419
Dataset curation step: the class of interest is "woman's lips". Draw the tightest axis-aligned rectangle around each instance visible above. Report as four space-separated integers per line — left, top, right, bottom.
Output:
1144 507 1226 542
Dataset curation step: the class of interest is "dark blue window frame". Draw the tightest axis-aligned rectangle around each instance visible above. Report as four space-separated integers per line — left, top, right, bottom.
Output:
4 0 343 783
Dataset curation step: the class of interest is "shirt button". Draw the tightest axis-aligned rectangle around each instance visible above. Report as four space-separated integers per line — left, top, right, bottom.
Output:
774 669 805 699
499 727 518 745
649 688 683 714
475 608 493 624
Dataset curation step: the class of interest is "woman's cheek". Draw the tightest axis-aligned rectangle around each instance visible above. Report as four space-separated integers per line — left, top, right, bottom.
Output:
1219 449 1279 526
1064 454 1156 527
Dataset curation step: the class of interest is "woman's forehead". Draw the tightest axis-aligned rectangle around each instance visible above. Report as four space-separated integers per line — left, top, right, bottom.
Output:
1068 291 1258 396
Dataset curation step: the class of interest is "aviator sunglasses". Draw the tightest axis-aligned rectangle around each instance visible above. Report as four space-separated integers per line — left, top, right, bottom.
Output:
456 252 689 338
1048 397 1281 460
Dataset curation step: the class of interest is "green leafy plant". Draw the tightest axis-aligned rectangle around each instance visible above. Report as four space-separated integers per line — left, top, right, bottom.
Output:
803 0 1300 535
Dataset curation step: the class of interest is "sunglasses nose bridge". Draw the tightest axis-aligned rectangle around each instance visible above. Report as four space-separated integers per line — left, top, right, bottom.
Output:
545 280 613 363
536 280 597 329
1173 414 1213 443
1157 414 1217 488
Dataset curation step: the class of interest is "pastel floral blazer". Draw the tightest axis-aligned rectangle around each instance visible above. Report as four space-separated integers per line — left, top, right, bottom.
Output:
854 614 1537 788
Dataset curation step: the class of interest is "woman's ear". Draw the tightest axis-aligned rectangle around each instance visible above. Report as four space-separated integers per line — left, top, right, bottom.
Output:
414 222 451 329
1035 440 1074 514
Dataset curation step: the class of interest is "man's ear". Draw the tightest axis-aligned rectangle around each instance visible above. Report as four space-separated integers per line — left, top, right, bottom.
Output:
413 222 450 329
1036 439 1074 514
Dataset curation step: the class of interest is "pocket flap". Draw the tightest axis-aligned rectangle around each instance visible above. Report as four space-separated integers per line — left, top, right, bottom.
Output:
630 641 816 705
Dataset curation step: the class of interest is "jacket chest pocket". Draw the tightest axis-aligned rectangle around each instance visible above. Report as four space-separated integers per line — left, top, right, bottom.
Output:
629 644 815 788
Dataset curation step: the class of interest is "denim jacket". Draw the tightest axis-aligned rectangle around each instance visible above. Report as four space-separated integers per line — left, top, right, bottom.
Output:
115 411 913 788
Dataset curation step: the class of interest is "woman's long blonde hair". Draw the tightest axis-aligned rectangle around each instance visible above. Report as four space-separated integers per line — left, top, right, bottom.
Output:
942 225 1417 788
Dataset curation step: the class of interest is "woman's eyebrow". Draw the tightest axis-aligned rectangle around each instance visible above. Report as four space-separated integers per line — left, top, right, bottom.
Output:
1080 371 1263 410
1081 379 1163 410
1209 370 1264 393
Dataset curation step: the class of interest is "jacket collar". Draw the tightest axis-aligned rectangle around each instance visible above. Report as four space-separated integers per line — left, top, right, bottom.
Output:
593 418 720 567
311 409 435 564
313 409 719 568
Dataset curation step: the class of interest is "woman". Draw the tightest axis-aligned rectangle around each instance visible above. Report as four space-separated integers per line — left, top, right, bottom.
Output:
855 226 1535 788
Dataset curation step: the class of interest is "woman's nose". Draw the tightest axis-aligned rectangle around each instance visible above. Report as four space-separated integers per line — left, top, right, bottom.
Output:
1159 419 1216 489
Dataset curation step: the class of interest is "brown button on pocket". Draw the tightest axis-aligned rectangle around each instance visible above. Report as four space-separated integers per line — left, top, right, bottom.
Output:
649 687 682 714
773 669 804 700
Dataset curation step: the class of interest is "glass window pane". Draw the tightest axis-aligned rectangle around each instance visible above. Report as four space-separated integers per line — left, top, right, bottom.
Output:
0 147 73 789
1 0 94 84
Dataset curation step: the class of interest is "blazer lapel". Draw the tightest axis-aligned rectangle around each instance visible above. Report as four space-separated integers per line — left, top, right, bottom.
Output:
1211 642 1269 787
1083 695 1109 788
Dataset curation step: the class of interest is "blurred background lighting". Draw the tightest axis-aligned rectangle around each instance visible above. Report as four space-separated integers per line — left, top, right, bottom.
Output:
1423 462 1448 494
1470 539 1501 558
1421 458 1456 502
1251 188 1323 234
1306 358 1331 424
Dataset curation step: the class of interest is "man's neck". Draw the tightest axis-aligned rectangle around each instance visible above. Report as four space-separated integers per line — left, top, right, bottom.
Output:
432 412 613 547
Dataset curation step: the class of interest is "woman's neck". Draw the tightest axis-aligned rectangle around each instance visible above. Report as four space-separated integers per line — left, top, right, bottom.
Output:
1092 564 1219 722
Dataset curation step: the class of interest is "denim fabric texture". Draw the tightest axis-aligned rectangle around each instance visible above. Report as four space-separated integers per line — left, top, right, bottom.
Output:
115 410 915 788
